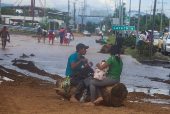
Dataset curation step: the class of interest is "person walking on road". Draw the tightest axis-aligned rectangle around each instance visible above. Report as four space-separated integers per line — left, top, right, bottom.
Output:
49 29 54 44
0 26 10 49
59 28 65 45
42 28 47 43
114 33 124 54
66 30 71 45
37 26 42 42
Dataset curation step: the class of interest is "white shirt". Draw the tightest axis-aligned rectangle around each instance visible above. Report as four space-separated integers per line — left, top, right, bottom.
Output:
145 32 148 39
139 34 146 41
66 33 71 39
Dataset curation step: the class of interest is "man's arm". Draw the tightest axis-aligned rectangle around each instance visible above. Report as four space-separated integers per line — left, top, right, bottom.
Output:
71 32 74 40
70 58 87 69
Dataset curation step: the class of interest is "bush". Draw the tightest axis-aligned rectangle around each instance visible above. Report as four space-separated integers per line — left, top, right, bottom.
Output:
124 36 136 47
137 43 157 57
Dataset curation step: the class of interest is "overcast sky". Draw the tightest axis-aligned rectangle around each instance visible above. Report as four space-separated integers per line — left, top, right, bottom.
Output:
1 0 170 17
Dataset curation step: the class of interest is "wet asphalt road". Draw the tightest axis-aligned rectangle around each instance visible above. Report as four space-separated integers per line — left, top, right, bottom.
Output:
0 34 170 100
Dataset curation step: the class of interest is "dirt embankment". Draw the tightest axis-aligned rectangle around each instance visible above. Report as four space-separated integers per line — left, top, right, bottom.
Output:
0 64 170 114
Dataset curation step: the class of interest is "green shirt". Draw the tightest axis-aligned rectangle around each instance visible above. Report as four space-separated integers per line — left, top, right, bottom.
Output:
106 55 123 79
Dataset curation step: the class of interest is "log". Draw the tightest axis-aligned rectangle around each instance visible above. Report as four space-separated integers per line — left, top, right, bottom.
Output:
55 78 128 107
100 44 113 53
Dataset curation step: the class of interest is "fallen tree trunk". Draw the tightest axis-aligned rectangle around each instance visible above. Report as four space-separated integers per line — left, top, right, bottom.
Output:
55 78 128 107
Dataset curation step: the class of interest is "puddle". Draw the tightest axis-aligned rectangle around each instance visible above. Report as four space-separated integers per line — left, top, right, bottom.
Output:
127 87 170 96
0 68 10 74
142 98 170 104
0 76 14 82
140 59 170 69
162 107 170 109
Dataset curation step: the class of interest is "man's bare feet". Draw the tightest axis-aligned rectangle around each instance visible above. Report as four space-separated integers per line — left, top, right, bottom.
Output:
94 97 103 104
84 102 95 106
70 97 79 102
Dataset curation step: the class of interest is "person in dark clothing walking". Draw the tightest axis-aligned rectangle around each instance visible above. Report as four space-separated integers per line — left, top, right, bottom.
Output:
59 28 65 45
0 26 10 49
114 33 124 54
37 26 42 42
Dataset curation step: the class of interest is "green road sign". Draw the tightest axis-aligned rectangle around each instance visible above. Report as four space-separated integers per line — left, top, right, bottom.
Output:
112 26 135 31
124 16 129 19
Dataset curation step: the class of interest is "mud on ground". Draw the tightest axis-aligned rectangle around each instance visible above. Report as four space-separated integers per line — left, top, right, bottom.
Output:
0 64 169 114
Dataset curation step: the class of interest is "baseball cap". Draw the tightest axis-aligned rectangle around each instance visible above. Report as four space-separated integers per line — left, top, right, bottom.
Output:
76 43 89 51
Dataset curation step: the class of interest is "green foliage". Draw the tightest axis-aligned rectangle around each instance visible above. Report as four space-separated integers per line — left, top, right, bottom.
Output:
86 21 97 33
14 11 19 16
130 13 169 31
20 10 31 16
137 43 157 57
124 36 136 47
24 23 32 28
1 7 14 15
107 35 116 44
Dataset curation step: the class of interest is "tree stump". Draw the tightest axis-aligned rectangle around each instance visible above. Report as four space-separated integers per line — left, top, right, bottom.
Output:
55 78 128 107
96 39 102 43
100 44 113 53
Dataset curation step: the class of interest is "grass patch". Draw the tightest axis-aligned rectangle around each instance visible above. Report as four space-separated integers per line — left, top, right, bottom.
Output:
124 47 169 61
107 35 116 44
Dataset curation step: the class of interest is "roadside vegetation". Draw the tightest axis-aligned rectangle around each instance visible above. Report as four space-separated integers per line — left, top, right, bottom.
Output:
9 29 36 35
107 35 169 61
123 36 170 60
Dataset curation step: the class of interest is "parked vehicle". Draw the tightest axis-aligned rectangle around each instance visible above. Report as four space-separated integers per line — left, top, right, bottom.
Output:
158 33 168 52
162 32 170 55
83 31 91 36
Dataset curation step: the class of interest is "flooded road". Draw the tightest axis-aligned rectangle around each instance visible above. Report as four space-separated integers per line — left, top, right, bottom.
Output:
0 34 170 104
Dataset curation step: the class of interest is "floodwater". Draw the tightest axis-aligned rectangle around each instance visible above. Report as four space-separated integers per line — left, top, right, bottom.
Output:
0 34 170 104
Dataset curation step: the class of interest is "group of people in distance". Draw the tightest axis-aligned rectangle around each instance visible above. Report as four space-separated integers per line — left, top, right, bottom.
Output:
37 26 74 45
65 43 123 106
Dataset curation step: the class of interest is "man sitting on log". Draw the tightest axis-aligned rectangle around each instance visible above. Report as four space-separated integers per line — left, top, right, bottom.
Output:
65 43 93 102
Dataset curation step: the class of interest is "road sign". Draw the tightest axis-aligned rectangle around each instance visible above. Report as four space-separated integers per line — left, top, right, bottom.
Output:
112 26 135 31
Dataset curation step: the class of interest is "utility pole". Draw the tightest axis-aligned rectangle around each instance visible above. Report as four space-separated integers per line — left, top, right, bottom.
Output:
115 0 116 18
146 10 147 29
136 0 141 45
0 0 1 24
128 0 131 36
32 0 35 28
81 2 84 33
119 0 121 26
74 2 75 30
149 0 157 58
68 0 70 17
44 0 46 17
160 0 163 31
24 5 25 27
121 0 124 37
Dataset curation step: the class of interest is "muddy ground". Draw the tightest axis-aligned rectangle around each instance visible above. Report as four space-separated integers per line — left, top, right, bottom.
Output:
0 33 170 114
0 65 170 114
